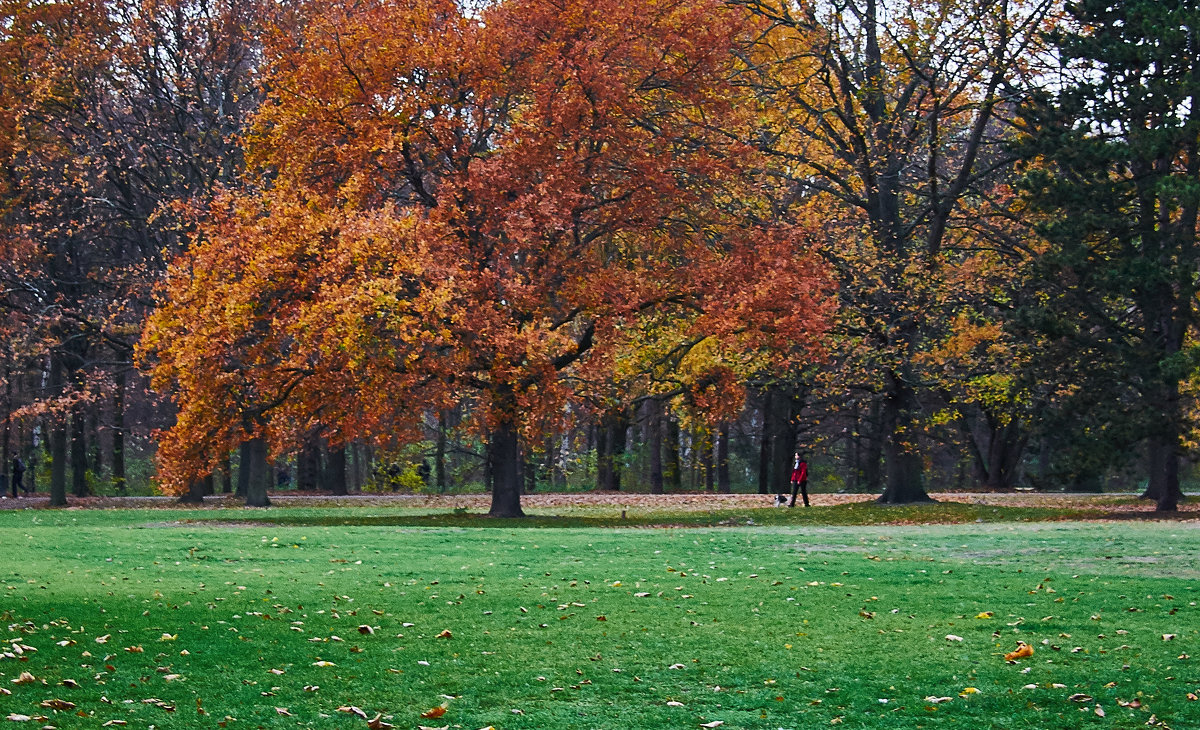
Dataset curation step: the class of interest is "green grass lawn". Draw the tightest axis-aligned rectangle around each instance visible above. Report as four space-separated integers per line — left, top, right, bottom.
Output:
1 507 1198 728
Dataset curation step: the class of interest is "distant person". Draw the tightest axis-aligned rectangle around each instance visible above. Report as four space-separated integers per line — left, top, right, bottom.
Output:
11 456 27 497
789 451 809 507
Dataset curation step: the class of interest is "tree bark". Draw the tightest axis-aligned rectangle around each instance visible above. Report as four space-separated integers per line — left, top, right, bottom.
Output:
219 453 233 493
664 415 681 492
716 422 731 493
327 443 348 495
50 418 68 507
488 418 524 517
435 410 447 492
877 371 934 503
70 407 89 497
757 390 771 494
244 437 271 507
179 475 207 503
236 440 251 498
648 398 664 494
112 369 126 493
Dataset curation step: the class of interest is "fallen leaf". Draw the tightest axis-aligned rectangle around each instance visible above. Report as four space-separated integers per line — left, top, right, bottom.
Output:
975 612 994 619
358 625 375 635
1094 705 1105 717
337 706 368 719
945 634 963 642
699 722 724 728
40 699 76 710
312 661 336 667
420 706 447 719
666 701 684 707
1068 694 1093 703
12 672 36 685
924 696 952 704
275 707 292 716
6 716 32 723
436 630 452 639
1004 643 1034 661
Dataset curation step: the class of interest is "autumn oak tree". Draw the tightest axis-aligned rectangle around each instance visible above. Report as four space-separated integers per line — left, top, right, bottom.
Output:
143 0 831 515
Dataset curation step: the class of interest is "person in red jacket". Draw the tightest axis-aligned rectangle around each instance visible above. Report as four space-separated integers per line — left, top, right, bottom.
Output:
789 451 809 507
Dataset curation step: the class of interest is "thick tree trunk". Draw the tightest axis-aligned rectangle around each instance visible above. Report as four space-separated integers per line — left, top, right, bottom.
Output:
70 407 89 497
877 371 934 504
488 419 524 517
764 385 797 495
179 475 207 504
244 437 271 507
112 370 126 493
1145 434 1183 511
716 422 731 493
648 398 664 494
327 444 348 495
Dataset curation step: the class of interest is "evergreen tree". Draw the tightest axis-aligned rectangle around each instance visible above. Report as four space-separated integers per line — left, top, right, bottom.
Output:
1018 0 1200 510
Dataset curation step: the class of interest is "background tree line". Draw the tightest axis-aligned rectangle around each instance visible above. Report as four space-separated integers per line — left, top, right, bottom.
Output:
1 0 1196 513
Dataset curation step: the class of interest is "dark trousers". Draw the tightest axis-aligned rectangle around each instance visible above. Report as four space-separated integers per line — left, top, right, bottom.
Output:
12 472 25 496
789 479 809 507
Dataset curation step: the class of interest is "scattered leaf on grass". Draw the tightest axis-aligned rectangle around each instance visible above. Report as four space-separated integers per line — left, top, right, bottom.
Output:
420 706 446 719
699 722 724 728
436 630 452 639
945 635 963 642
337 706 368 719
1004 643 1034 661
7 715 32 722
313 661 336 667
275 707 292 716
924 696 952 704
12 673 36 685
1068 694 1093 703
367 715 394 729
39 700 75 711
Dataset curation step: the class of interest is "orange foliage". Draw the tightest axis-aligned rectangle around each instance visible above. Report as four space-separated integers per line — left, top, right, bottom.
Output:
143 0 833 500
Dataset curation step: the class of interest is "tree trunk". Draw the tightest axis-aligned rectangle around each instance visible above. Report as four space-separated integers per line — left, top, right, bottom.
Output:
665 415 681 491
716 422 731 493
179 475 206 504
861 399 883 492
50 418 68 507
70 407 89 497
327 443 348 495
757 390 771 494
435 411 448 492
112 369 126 493
877 371 934 503
244 437 271 507
648 398 664 494
220 453 233 494
236 440 251 497
597 409 626 491
702 433 714 492
488 419 524 517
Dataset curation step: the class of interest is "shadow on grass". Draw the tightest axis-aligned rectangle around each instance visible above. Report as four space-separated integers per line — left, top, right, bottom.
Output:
175 501 1120 529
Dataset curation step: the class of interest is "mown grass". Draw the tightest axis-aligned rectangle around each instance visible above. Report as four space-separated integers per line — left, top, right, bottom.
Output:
1 508 1198 729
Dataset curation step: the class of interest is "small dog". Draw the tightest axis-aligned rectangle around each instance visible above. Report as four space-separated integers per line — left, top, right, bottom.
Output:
773 494 789 507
